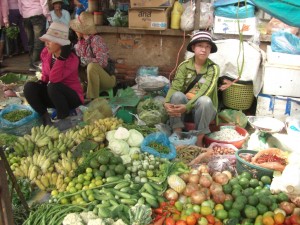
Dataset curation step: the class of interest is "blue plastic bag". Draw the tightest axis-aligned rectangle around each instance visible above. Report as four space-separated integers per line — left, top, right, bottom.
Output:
214 0 255 19
0 104 41 136
141 132 177 160
271 31 300 55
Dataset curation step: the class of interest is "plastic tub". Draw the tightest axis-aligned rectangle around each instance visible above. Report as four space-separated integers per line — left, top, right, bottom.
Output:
204 124 249 149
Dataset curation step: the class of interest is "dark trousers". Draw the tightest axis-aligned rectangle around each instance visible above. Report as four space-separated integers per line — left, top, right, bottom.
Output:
23 81 82 119
23 15 46 66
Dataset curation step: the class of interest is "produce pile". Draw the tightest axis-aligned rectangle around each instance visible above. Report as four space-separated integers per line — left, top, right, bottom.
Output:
1 115 300 225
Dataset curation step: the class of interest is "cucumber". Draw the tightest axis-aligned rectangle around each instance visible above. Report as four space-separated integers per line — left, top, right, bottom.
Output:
112 189 131 199
138 197 145 204
120 198 137 205
98 207 111 218
148 181 163 191
94 194 112 201
81 191 89 202
109 199 119 206
140 192 157 201
145 198 159 208
120 187 131 193
143 183 157 195
114 181 130 190
98 201 111 208
106 176 122 183
130 183 142 190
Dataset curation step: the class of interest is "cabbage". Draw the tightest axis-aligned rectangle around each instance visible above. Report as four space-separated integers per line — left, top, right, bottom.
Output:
106 130 116 142
114 127 130 140
127 129 144 147
129 147 141 155
108 139 129 155
139 110 162 127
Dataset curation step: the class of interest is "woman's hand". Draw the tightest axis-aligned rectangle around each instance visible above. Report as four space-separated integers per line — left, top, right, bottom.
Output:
219 79 233 91
164 103 186 117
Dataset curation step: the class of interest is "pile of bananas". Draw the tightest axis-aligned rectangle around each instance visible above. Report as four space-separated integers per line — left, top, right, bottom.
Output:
54 151 79 178
34 172 66 192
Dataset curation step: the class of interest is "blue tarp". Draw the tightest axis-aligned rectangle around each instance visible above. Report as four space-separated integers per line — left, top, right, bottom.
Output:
251 0 300 27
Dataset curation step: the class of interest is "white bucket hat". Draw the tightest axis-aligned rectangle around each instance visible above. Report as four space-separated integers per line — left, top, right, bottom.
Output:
39 22 70 46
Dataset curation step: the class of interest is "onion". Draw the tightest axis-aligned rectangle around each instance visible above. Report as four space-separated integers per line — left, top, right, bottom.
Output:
4 90 17 98
183 183 199 197
225 194 233 201
222 170 232 179
212 191 226 204
191 169 200 175
197 164 210 173
213 172 229 185
280 201 296 215
191 190 207 204
189 174 200 184
199 174 213 188
293 208 300 216
180 173 190 183
200 187 211 198
178 194 188 204
210 182 223 195
164 188 179 201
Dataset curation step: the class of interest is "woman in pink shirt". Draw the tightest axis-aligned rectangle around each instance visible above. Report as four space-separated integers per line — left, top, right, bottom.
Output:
23 22 84 131
0 0 9 65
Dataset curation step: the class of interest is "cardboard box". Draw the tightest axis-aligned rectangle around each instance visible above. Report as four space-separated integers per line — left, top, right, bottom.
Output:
262 63 300 97
267 45 300 67
214 16 257 35
130 0 171 8
128 8 170 30
256 94 300 122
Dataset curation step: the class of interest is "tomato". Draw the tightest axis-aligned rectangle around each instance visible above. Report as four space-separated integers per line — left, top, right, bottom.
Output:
191 213 201 220
154 208 164 214
165 217 176 225
176 220 188 225
205 215 215 224
186 215 197 225
285 217 292 225
290 215 300 224
160 202 168 208
274 213 285 224
214 221 223 225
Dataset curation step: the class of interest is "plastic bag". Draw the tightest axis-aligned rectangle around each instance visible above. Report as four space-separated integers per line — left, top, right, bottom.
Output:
266 18 299 35
180 3 195 31
218 109 248 128
169 132 197 146
141 132 176 159
271 31 300 55
199 2 214 29
136 66 159 77
0 104 41 136
83 98 113 123
135 75 169 91
214 4 255 19
107 9 128 27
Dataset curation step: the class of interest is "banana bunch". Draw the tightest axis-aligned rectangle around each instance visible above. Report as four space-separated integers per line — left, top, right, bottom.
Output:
58 130 80 149
54 151 77 178
14 135 37 156
13 151 55 180
34 172 66 192
94 117 123 131
31 125 60 140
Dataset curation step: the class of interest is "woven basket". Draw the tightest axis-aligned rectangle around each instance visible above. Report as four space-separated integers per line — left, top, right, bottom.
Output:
222 83 254 110
235 149 273 179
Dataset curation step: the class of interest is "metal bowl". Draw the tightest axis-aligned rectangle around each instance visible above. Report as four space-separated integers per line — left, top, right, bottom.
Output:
139 81 165 92
247 116 285 133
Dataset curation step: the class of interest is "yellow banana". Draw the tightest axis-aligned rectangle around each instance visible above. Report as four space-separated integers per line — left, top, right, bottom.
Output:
34 179 46 191
40 175 50 188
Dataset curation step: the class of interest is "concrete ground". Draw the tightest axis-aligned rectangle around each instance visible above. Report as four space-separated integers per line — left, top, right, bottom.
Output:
0 53 33 75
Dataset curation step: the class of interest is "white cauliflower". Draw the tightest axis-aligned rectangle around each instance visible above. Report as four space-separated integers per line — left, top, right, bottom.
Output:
87 218 106 225
113 219 127 225
62 213 84 225
80 211 98 224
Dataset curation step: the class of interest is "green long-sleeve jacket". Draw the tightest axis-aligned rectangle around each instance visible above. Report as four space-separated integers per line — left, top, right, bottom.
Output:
165 57 220 112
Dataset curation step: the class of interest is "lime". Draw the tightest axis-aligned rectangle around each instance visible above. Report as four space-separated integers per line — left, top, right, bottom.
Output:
232 201 244 211
270 202 278 211
229 177 239 186
51 190 59 196
228 208 241 219
235 195 247 204
243 187 255 197
232 189 242 199
110 156 122 164
105 170 116 177
99 164 108 172
257 203 268 215
259 189 272 196
223 200 233 211
75 183 83 190
248 196 259 206
277 192 289 202
109 164 116 171
69 186 77 193
244 205 258 219
232 184 243 191
88 194 95 201
249 178 259 188
240 171 252 180
98 155 110 165
86 167 93 173
60 197 69 204
89 158 100 169
175 201 183 211
223 183 233 194
193 205 201 213
239 177 250 189
114 164 126 174
255 186 263 192
215 209 228 220
259 196 273 207
77 174 85 184
260 176 272 185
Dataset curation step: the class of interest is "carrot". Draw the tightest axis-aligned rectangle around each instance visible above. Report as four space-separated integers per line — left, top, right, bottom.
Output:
153 216 166 225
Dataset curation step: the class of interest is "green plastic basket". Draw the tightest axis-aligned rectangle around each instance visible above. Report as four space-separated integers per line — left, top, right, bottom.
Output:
235 149 274 179
222 83 254 110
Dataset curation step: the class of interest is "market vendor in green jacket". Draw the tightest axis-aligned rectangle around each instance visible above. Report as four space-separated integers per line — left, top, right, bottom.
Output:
164 31 220 147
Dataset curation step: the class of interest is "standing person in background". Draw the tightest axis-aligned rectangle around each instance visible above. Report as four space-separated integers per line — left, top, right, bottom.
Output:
0 0 9 66
47 0 71 29
164 31 221 147
18 0 51 71
70 12 116 100
7 0 29 55
73 0 88 18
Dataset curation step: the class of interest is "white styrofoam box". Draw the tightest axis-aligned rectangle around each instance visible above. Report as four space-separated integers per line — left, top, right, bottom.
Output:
262 63 300 98
267 45 300 67
256 94 300 122
213 16 257 35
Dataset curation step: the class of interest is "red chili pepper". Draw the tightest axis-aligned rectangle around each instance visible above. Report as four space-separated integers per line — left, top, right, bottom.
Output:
154 208 164 214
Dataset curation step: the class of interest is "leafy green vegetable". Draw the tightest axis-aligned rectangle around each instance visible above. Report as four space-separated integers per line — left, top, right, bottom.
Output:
3 109 32 122
0 133 18 146
5 25 20 39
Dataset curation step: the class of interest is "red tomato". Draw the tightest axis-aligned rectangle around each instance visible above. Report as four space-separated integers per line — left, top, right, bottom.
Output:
186 215 197 225
191 213 201 220
165 217 176 225
160 202 168 208
214 221 223 225
176 220 188 225
205 215 215 224
285 217 292 225
290 215 300 225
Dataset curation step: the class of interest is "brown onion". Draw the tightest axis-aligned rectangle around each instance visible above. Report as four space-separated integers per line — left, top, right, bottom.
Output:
212 191 226 204
222 170 232 179
191 190 207 204
180 173 190 183
213 172 229 185
200 187 211 198
189 174 200 184
164 188 179 201
183 183 199 197
280 201 296 215
225 194 233 201
198 164 210 173
210 182 223 195
199 174 213 188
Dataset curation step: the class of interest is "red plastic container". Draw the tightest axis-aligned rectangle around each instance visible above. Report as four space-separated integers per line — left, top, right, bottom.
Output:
204 124 249 149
